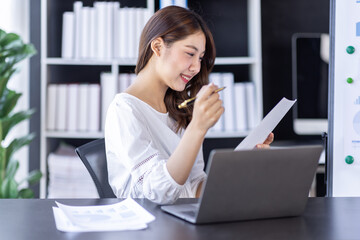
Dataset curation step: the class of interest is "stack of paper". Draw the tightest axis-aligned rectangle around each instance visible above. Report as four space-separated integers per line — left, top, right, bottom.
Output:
53 198 155 232
47 144 99 198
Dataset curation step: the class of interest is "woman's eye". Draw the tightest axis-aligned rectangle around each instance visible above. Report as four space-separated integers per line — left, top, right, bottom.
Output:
187 52 194 57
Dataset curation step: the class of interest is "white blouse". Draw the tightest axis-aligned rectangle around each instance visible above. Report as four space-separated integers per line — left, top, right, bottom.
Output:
105 93 206 204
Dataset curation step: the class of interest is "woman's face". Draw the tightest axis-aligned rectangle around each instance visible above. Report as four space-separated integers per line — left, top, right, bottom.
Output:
157 31 206 92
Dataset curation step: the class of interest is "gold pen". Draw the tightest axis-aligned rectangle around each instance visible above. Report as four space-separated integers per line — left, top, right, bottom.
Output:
177 86 226 109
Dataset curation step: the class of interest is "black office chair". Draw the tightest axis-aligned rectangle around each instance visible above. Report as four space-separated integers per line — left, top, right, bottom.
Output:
75 138 116 198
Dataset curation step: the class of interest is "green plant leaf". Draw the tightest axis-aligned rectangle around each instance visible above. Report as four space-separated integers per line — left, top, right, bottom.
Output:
0 29 6 43
2 37 22 51
0 88 22 118
4 44 36 67
0 145 5 178
1 177 18 198
0 109 35 140
0 32 20 49
5 159 19 180
18 188 34 198
5 134 35 168
0 68 16 98
0 62 13 77
19 170 42 186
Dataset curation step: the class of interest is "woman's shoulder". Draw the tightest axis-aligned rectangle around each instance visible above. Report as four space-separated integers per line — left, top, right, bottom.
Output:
107 93 148 128
112 93 144 111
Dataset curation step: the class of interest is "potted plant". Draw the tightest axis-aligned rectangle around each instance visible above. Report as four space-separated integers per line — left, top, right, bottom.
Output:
0 28 42 198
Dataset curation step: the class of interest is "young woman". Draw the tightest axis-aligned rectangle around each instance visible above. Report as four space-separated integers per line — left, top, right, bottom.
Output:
105 6 273 204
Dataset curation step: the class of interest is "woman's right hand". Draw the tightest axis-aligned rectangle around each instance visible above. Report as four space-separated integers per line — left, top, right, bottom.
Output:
167 83 223 185
190 83 224 134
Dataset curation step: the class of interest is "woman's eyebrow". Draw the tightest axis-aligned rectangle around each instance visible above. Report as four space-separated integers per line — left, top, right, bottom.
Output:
185 45 205 54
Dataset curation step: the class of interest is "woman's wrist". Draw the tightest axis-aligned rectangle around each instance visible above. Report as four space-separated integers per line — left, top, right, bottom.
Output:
186 121 207 139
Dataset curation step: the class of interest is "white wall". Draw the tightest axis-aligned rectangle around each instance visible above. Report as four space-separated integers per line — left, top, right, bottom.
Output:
0 0 30 186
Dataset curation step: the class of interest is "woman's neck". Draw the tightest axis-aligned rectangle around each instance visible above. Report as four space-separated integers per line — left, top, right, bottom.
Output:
125 67 168 113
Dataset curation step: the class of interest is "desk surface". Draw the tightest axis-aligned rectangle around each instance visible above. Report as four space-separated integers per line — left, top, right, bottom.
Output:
1 197 359 240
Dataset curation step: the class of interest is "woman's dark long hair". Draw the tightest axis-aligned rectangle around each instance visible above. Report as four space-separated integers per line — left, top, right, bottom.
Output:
135 6 216 132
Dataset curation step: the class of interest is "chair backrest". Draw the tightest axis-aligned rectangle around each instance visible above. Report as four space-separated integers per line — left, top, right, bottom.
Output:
75 138 116 198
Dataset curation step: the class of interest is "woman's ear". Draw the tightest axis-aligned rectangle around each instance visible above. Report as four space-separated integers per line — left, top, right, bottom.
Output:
151 37 163 57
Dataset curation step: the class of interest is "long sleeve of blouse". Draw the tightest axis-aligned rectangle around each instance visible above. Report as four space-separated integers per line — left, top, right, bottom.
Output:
105 93 206 205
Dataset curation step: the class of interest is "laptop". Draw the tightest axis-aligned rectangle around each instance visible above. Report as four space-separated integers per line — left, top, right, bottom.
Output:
161 145 323 224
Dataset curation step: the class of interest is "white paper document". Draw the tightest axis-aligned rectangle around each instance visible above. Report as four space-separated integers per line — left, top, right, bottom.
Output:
53 198 155 232
235 97 297 151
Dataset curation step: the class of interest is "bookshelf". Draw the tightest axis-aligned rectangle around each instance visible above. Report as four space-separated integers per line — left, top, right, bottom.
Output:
40 0 262 197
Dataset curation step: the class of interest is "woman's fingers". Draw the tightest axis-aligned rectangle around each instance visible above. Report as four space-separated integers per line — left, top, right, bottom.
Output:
256 144 270 149
207 98 223 115
196 83 218 102
192 83 224 131
263 133 274 145
202 99 223 125
196 83 222 111
197 92 221 113
255 133 274 149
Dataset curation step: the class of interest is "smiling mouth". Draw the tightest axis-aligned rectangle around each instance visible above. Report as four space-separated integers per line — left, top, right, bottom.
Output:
180 74 191 83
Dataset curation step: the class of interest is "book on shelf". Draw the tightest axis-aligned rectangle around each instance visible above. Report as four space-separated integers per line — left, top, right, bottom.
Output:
47 83 101 133
175 0 188 8
135 8 144 57
47 84 58 130
234 82 247 131
245 82 258 130
61 1 148 60
80 7 91 59
105 2 115 59
160 0 173 9
119 7 128 59
205 73 259 134
94 2 107 59
89 8 97 59
128 8 137 59
222 73 236 132
67 84 79 131
101 72 118 131
160 0 188 8
61 12 74 58
209 73 224 132
46 72 137 134
56 84 68 131
118 73 130 93
78 84 89 131
73 1 82 59
113 3 120 59
88 84 101 132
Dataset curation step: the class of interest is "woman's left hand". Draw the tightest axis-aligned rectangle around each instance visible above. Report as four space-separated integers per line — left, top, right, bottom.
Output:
255 132 274 149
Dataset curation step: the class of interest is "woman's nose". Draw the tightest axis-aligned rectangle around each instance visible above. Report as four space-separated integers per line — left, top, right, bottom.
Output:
189 58 201 73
